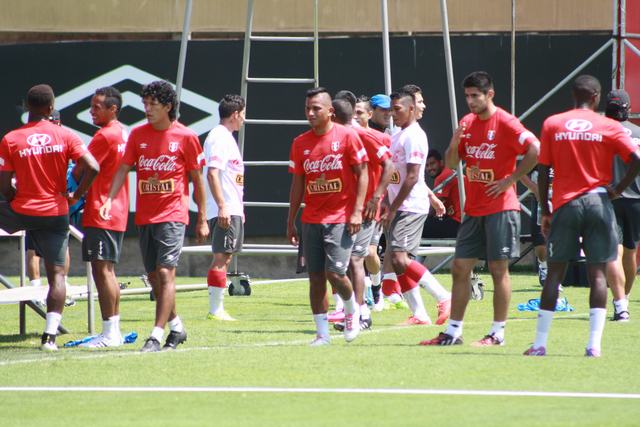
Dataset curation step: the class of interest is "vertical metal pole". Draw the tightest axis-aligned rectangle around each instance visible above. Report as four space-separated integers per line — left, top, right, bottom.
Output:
439 0 466 213
238 0 255 156
381 0 393 95
19 232 26 335
313 0 319 87
620 0 626 89
87 262 95 334
511 0 516 115
612 0 619 89
175 0 194 119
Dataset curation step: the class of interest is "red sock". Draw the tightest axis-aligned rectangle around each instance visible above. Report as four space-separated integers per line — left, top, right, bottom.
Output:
405 260 427 282
397 273 418 293
207 269 227 288
382 278 399 297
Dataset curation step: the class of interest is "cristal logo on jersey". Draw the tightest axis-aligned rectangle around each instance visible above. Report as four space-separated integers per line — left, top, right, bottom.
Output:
307 173 342 194
235 174 244 186
565 119 593 132
138 154 177 172
168 141 180 152
466 165 494 183
303 154 343 174
390 170 401 184
465 143 497 159
487 130 495 141
139 173 175 194
27 134 52 147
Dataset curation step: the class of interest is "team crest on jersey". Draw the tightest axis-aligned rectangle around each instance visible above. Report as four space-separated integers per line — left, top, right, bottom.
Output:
303 149 310 155
331 141 340 152
487 130 495 141
168 141 180 152
466 165 494 184
140 143 148 149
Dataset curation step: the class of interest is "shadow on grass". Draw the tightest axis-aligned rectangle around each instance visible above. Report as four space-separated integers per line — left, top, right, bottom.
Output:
0 332 40 343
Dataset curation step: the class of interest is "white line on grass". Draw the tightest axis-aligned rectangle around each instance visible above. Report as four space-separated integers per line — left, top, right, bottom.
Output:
0 386 638 399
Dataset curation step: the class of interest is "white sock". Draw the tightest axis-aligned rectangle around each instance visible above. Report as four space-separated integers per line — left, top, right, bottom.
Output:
403 287 430 321
30 279 42 287
102 319 113 336
313 313 330 338
538 260 547 269
533 309 554 348
388 293 403 304
613 299 629 314
44 312 62 335
588 308 606 351
150 326 164 342
445 319 463 338
208 286 225 315
333 293 344 311
489 321 506 341
360 304 371 320
370 271 381 286
364 275 372 289
109 315 121 337
343 293 358 315
168 316 184 333
418 270 451 302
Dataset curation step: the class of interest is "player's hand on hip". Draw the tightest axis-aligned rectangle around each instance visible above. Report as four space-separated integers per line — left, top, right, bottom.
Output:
287 223 299 246
485 176 515 198
99 198 112 221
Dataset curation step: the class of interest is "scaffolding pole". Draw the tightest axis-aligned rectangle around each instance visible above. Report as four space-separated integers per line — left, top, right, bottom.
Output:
381 0 392 95
175 0 194 119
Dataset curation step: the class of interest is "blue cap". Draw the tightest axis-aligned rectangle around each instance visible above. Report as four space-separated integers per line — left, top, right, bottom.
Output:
370 94 391 109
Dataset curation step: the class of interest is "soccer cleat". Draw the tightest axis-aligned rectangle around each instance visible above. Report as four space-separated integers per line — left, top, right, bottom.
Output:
206 310 237 321
435 299 451 325
523 346 546 356
140 337 161 353
393 300 409 310
402 316 432 326
538 264 548 287
64 297 76 307
162 329 187 351
471 334 504 347
419 332 462 346
364 286 374 307
373 298 386 312
327 310 345 323
310 335 330 346
612 310 630 322
40 333 58 351
333 317 372 332
343 312 360 342
584 348 601 358
79 333 123 348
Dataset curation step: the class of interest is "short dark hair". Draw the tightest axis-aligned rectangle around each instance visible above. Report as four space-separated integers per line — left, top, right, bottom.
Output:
26 84 55 111
462 71 493 94
218 94 246 119
427 149 442 161
332 99 353 125
95 86 122 114
306 87 330 99
335 90 357 109
390 90 415 105
400 84 422 96
572 75 601 106
141 80 177 121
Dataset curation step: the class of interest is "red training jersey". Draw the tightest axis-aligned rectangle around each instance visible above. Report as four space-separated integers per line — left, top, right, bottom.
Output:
539 108 636 210
355 126 391 221
0 120 87 216
82 120 129 231
434 167 464 223
289 123 368 224
121 121 204 225
457 107 537 216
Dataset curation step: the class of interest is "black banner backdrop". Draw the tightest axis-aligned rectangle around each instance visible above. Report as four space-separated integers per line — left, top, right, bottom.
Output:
0 34 612 236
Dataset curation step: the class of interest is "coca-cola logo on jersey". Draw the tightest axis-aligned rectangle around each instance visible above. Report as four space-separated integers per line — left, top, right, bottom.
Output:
138 154 177 172
465 143 496 160
303 154 343 174
27 134 52 147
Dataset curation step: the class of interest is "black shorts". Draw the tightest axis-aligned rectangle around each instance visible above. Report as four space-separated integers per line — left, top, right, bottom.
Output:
612 198 640 250
455 210 520 261
82 227 124 263
529 199 546 247
137 222 186 273
209 216 244 254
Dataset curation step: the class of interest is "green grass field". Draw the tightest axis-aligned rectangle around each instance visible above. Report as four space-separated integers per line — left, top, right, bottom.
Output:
1 272 639 426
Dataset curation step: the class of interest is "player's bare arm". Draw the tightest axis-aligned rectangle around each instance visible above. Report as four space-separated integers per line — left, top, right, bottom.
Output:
207 167 229 229
287 174 304 246
486 140 539 198
444 123 466 169
99 162 130 220
610 150 640 199
364 157 394 222
427 188 446 217
189 168 209 243
0 171 15 201
67 151 99 205
348 162 368 235
519 173 540 200
382 162 419 228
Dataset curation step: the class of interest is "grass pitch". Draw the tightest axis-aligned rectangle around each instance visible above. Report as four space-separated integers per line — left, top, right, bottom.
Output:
1 272 639 426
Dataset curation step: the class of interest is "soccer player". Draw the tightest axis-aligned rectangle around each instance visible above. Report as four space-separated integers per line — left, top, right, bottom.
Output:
423 149 462 238
287 87 368 346
0 84 99 351
203 94 245 321
422 71 539 346
380 90 450 326
331 98 394 330
605 89 640 322
75 86 129 348
524 76 640 357
100 80 209 352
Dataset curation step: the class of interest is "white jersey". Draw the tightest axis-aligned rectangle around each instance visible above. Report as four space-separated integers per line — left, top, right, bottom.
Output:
203 125 245 219
387 121 430 214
